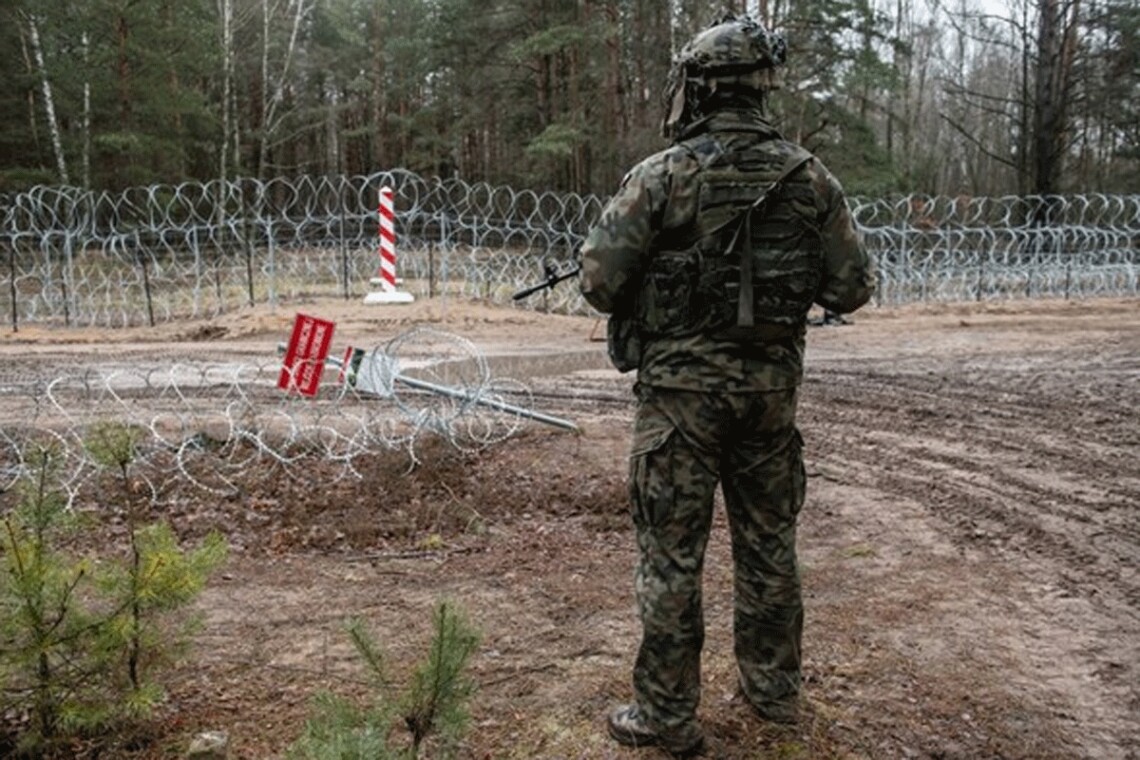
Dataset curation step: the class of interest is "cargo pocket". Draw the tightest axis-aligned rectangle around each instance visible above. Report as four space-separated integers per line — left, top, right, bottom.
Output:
629 408 677 530
787 428 806 520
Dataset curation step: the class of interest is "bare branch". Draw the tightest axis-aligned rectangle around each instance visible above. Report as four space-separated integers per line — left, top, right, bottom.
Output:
938 108 1019 169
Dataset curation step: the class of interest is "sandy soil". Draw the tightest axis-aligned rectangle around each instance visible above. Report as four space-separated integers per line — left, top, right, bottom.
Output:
0 296 1137 759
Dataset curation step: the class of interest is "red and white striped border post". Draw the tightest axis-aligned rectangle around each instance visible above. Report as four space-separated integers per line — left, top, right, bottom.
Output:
363 185 413 304
377 186 397 293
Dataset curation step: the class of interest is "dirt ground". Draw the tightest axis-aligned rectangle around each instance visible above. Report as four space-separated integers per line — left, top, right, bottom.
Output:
0 295 1137 759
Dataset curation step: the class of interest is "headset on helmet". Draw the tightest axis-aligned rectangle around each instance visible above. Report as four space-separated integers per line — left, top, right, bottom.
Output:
662 14 787 139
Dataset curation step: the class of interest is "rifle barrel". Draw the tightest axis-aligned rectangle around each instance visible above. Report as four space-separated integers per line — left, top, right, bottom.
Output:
512 265 582 301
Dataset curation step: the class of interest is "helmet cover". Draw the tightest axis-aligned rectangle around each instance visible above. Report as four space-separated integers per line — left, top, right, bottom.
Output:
680 13 787 75
662 14 787 138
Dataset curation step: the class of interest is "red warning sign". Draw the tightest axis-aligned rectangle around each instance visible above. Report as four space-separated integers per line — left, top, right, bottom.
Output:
278 313 336 396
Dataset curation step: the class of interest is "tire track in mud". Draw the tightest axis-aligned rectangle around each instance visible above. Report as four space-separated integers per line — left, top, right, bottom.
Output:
801 340 1140 754
803 344 1139 579
801 343 1140 732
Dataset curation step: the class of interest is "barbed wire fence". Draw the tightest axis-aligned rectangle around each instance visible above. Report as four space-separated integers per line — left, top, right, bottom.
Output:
0 170 602 329
859 194 1139 305
3 172 1136 330
1 173 1137 498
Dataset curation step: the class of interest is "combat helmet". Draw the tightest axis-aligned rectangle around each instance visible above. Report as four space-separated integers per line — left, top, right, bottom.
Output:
662 14 787 139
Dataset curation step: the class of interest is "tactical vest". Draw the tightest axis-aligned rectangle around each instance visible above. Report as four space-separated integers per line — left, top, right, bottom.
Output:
635 132 823 343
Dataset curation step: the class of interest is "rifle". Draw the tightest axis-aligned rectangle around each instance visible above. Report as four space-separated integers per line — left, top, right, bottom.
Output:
512 259 582 301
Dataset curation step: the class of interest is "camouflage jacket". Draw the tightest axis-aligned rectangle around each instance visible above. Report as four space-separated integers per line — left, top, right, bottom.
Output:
579 108 875 392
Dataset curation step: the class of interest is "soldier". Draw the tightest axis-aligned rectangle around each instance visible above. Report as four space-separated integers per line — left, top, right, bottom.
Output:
578 14 874 757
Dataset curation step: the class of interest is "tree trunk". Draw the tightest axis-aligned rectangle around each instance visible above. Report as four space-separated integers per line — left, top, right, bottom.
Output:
1019 0 1032 194
219 0 234 186
259 0 313 178
25 14 69 185
117 15 132 126
163 3 185 178
1033 0 1081 196
326 84 340 175
17 27 43 160
371 3 385 170
258 0 271 177
82 32 91 189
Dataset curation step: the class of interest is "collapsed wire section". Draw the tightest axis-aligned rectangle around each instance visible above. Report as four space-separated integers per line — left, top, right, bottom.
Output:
0 328 576 498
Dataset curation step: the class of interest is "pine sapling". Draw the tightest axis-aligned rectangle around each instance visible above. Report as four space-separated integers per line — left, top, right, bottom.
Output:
0 442 98 750
400 601 480 758
85 421 227 717
288 601 480 760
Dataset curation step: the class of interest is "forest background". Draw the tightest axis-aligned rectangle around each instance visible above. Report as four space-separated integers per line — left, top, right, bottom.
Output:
1 0 1136 200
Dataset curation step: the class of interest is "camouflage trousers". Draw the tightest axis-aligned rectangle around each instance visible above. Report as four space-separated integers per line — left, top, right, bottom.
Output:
627 384 806 734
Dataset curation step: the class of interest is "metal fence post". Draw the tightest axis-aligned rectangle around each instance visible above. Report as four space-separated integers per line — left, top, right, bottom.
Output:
5 237 15 332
